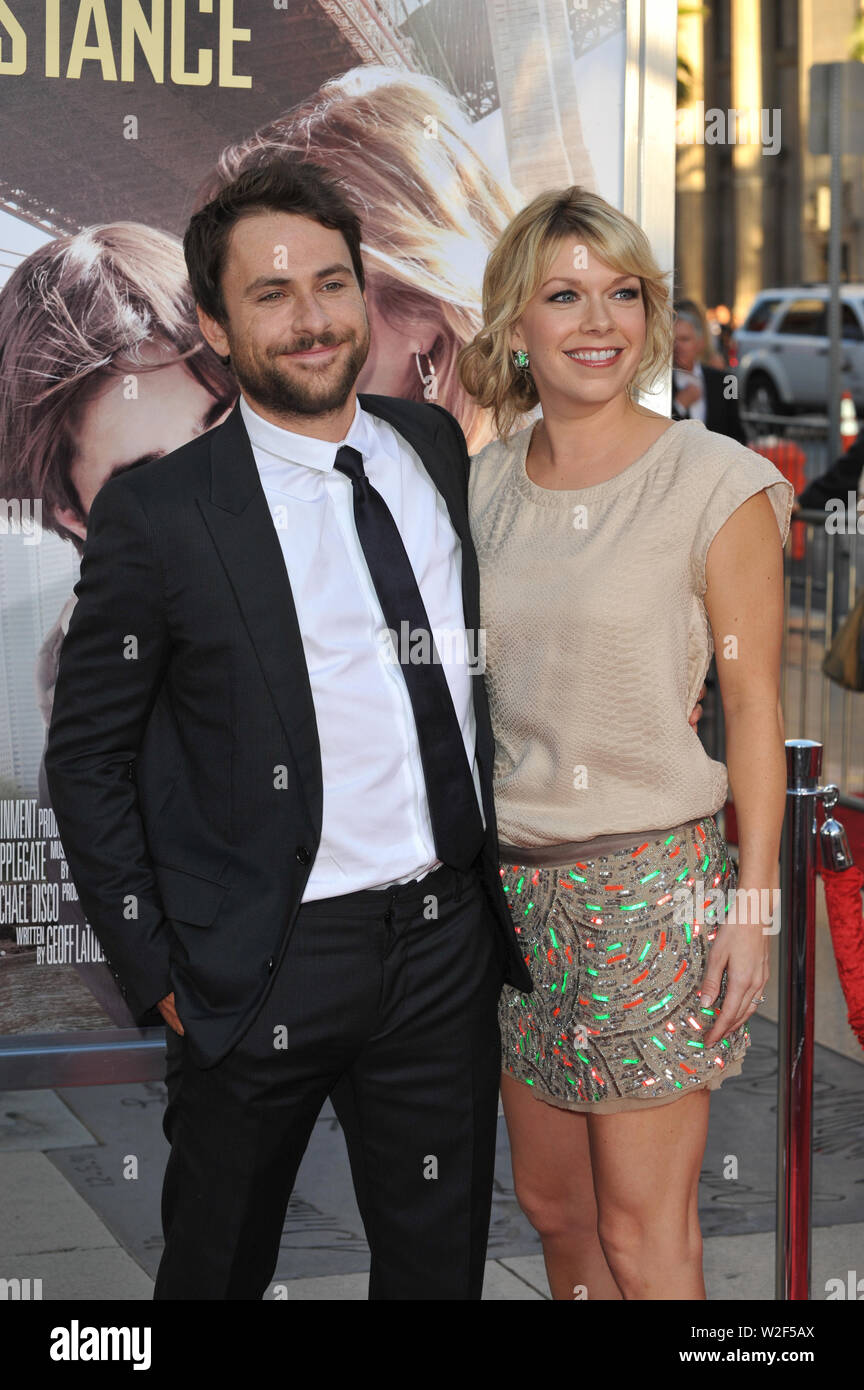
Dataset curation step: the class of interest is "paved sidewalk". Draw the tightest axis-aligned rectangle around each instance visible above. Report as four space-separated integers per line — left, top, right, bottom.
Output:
1 1012 862 1301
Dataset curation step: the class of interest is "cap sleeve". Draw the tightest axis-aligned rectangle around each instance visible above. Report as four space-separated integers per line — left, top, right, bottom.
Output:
690 449 795 596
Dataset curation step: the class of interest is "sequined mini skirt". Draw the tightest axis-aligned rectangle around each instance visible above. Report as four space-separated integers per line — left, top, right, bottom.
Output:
497 815 750 1113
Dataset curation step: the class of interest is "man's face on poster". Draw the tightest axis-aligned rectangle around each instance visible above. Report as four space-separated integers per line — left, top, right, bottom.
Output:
197 211 371 421
55 343 230 542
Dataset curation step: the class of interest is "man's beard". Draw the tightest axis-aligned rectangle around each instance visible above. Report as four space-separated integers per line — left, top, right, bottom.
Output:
227 328 370 417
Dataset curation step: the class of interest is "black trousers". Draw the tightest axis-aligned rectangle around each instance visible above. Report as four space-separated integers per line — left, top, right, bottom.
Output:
153 859 504 1300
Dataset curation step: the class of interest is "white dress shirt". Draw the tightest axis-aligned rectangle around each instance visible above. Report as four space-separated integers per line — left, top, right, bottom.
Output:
673 364 707 422
239 392 485 900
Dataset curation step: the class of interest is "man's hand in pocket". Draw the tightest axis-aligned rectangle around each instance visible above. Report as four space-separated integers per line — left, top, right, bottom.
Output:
157 992 184 1036
688 682 708 729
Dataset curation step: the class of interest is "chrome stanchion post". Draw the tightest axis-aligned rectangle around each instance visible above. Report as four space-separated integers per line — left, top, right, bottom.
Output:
776 739 840 1300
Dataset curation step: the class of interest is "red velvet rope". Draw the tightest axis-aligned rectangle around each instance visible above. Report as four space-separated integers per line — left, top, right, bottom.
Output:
821 864 864 1053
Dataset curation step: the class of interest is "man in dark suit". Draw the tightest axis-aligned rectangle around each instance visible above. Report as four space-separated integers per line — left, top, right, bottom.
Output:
671 304 746 443
44 158 533 1301
794 430 863 512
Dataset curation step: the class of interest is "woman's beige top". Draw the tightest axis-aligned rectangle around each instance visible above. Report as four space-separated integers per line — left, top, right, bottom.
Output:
468 417 794 847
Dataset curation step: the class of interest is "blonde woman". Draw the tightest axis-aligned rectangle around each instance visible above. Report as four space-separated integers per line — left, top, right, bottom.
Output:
196 63 524 453
459 188 793 1300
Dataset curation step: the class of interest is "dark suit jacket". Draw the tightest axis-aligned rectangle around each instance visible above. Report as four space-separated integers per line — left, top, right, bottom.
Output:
44 394 533 1069
671 364 746 443
797 432 864 510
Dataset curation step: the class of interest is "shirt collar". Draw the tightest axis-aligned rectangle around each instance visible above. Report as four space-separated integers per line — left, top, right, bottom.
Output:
238 392 377 477
676 364 703 383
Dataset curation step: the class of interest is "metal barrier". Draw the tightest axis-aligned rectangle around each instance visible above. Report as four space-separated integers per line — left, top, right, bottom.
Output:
708 414 862 1299
705 411 864 817
740 408 833 478
781 511 863 815
776 741 853 1301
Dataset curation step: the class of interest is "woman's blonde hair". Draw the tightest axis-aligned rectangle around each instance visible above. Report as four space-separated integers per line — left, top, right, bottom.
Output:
458 186 674 440
196 65 522 452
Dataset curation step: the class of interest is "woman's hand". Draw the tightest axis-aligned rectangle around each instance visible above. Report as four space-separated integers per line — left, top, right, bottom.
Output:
699 881 771 1047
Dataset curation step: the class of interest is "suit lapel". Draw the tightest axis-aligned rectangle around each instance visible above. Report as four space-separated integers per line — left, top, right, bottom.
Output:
198 395 484 833
199 400 323 826
357 392 481 639
356 393 490 783
703 365 720 421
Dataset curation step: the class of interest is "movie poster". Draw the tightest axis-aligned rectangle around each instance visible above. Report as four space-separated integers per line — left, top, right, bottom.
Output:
0 0 629 1072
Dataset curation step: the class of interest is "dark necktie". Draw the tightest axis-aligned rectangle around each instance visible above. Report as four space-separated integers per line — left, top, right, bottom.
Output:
332 444 485 871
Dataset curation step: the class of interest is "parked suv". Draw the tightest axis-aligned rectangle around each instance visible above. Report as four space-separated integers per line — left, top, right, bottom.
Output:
734 285 864 413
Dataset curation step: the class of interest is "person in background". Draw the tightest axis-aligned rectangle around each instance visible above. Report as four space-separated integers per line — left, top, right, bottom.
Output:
793 431 864 515
672 300 746 443
683 299 726 369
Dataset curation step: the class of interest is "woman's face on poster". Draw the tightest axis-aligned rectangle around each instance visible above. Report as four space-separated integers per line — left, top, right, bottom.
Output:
55 343 231 541
356 286 440 399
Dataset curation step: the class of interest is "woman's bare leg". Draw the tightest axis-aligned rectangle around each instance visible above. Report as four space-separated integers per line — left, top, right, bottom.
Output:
588 1088 711 1300
500 1071 623 1300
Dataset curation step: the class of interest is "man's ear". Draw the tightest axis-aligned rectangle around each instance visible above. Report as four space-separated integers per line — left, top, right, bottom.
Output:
196 304 230 360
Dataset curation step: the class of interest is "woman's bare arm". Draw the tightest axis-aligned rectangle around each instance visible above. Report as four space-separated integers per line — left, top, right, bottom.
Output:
700 489 786 1047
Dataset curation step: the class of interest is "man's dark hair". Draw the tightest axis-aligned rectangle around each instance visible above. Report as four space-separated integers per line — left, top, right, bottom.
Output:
183 157 365 323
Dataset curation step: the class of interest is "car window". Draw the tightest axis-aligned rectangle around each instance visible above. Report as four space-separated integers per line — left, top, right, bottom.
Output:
842 304 864 341
743 297 783 332
776 299 827 335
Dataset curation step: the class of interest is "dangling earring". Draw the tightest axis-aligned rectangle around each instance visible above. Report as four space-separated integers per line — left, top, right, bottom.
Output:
415 350 438 401
512 348 530 370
